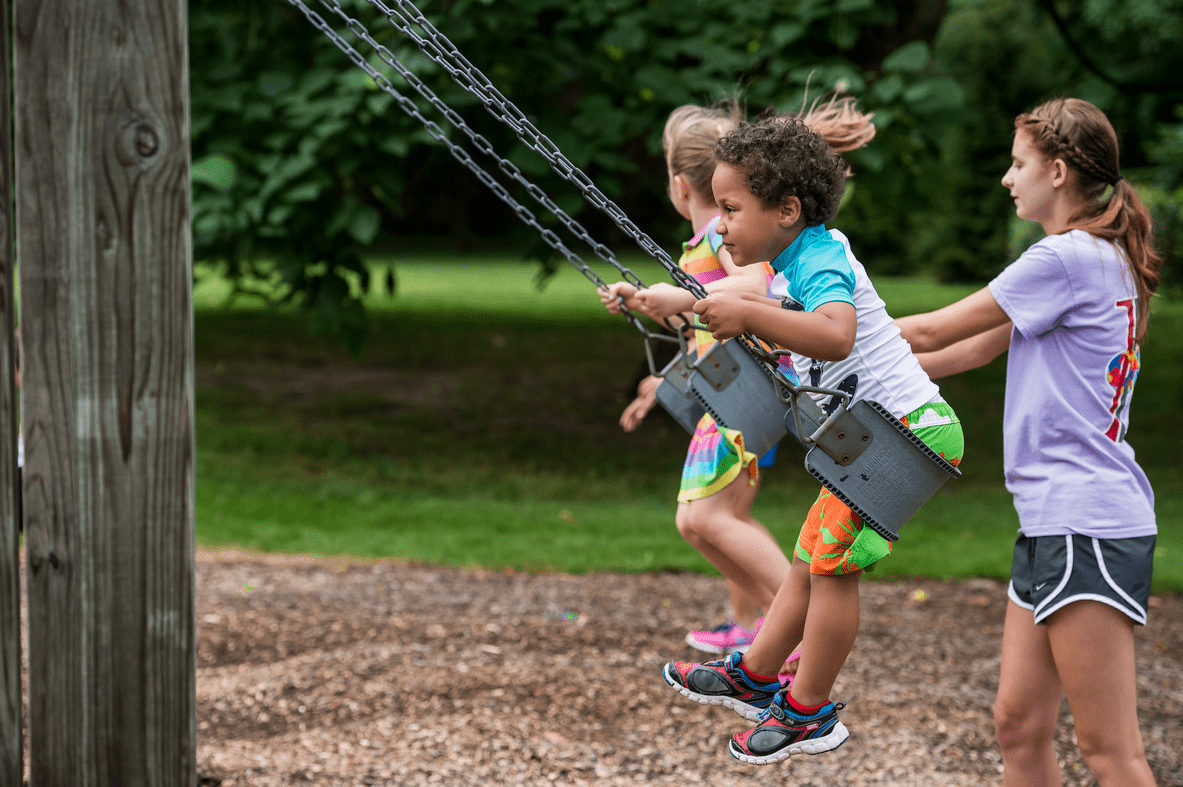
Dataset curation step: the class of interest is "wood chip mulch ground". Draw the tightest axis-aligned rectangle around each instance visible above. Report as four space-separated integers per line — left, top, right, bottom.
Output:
193 549 1183 787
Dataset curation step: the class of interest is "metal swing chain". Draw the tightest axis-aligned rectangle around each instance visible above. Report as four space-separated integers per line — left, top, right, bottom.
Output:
291 0 790 398
287 0 689 349
306 0 648 294
345 0 710 301
350 0 792 374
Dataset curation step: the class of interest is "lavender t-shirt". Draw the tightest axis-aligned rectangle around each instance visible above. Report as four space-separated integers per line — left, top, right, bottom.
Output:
988 230 1155 538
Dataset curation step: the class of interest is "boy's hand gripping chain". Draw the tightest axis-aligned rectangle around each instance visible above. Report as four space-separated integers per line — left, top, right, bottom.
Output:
290 0 959 538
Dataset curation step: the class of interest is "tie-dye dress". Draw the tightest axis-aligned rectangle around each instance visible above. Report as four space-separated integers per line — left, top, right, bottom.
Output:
677 217 777 502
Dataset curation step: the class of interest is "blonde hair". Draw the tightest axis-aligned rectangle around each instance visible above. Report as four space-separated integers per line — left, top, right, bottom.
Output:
1016 97 1162 342
795 93 877 154
662 102 744 201
662 92 876 202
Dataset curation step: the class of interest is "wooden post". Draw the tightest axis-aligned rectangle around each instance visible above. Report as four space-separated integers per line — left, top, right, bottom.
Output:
0 0 21 782
15 0 195 784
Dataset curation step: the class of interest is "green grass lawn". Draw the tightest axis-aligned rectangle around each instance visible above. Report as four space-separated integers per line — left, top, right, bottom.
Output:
193 257 1183 591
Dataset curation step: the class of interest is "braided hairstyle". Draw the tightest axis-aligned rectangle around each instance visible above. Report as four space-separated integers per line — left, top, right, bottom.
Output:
1016 98 1162 341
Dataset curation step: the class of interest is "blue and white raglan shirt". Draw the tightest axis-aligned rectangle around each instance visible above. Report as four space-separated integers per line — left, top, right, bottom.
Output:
767 225 941 419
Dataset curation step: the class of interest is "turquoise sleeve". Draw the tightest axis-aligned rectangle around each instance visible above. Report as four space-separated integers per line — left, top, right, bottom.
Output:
795 243 856 313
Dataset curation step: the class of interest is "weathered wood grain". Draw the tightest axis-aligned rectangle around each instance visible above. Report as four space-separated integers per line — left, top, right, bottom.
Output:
15 0 195 783
0 0 22 782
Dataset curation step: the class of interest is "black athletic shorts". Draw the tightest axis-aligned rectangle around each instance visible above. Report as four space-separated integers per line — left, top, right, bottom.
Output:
1008 533 1155 625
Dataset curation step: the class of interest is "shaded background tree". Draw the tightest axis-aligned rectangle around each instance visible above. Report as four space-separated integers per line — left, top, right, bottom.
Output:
189 0 1181 350
926 0 1183 286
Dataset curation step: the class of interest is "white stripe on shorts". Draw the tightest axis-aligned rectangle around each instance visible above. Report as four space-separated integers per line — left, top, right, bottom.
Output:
1033 536 1147 625
1091 537 1147 623
1033 536 1075 621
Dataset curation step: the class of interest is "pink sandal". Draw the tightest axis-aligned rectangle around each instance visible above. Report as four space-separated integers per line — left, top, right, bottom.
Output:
778 650 802 686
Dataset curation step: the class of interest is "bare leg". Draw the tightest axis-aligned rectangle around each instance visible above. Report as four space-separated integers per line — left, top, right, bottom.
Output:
995 600 1063 787
1046 602 1157 787
676 470 790 610
737 555 812 676
785 571 861 707
727 578 761 630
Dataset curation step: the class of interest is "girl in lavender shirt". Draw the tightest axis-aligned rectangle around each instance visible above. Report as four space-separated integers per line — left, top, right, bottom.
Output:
896 98 1161 787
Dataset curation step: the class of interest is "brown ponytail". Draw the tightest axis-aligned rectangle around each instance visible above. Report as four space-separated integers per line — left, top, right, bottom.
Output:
1016 98 1162 342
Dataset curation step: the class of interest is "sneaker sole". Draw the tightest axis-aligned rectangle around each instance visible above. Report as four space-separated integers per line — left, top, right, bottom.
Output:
683 633 729 655
728 721 850 765
661 662 767 722
683 634 752 656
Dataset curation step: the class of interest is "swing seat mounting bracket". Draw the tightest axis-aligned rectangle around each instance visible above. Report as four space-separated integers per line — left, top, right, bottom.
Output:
694 341 741 392
809 405 873 466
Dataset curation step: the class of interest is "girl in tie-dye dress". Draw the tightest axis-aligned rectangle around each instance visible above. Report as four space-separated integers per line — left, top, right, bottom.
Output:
600 98 877 660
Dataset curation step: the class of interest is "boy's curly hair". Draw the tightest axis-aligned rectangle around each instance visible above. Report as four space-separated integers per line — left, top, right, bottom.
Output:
714 117 849 226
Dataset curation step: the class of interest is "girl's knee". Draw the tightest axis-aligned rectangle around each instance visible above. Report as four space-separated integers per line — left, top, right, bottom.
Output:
675 504 707 542
676 502 717 541
1074 727 1148 783
993 698 1054 752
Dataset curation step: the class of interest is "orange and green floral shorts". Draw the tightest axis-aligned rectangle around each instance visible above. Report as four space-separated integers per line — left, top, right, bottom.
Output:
794 400 963 575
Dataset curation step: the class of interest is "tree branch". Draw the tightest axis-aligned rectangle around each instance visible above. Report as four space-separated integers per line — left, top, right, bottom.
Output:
1038 0 1183 93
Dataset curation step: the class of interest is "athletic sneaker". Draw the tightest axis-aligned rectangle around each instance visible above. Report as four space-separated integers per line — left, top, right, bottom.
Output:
684 619 761 655
661 651 782 721
728 691 849 765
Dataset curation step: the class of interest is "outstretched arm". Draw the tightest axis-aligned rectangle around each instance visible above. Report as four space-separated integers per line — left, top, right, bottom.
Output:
913 323 1012 379
636 249 770 321
895 286 1010 353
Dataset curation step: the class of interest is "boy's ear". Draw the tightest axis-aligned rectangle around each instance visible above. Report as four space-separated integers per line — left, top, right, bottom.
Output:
778 196 802 228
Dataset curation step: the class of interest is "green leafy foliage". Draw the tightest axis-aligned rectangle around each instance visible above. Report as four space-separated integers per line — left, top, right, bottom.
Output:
190 0 1183 343
1144 107 1183 295
191 0 962 348
924 0 1183 282
190 3 430 352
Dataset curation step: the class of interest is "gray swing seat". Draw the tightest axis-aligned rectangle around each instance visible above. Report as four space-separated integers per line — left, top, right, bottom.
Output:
686 338 960 541
653 349 707 433
683 337 792 459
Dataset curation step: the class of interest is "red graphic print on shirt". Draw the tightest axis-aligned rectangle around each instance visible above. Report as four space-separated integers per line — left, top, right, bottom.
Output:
1105 298 1140 442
